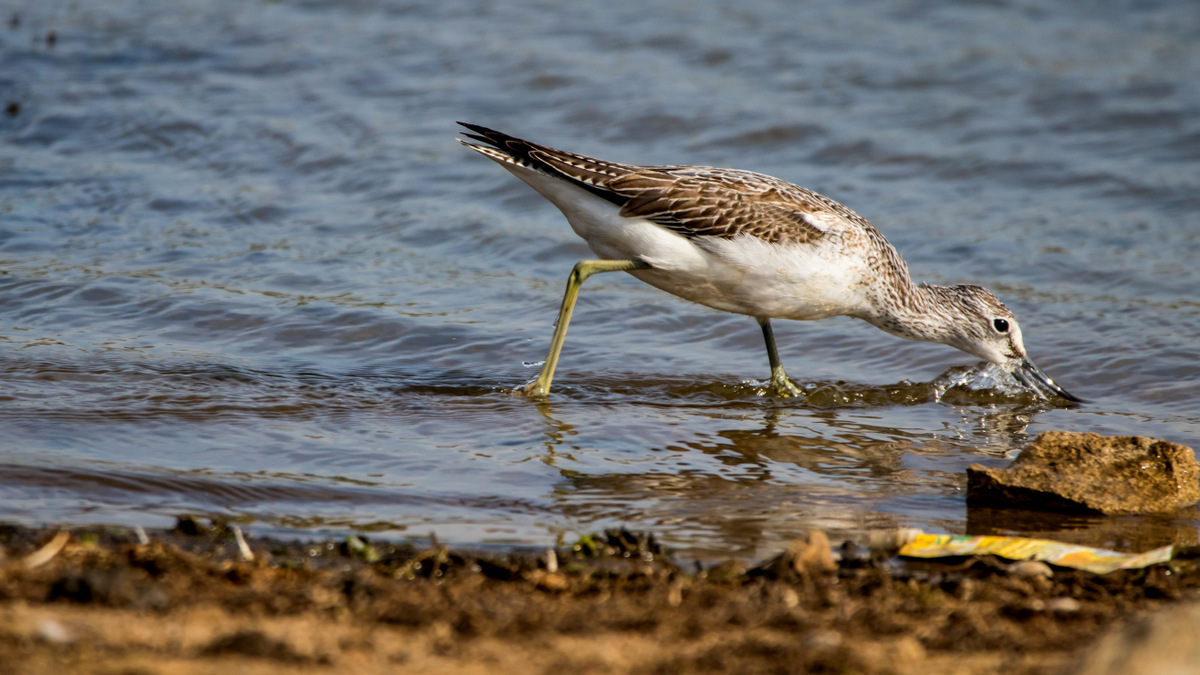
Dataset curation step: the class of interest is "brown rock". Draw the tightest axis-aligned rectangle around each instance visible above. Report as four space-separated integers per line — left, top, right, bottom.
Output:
749 530 836 583
967 431 1200 515
524 570 569 592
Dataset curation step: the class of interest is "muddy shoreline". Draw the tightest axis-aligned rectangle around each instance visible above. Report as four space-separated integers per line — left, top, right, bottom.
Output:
2 519 1198 674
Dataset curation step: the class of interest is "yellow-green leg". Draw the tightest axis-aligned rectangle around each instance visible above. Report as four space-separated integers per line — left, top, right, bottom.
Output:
759 318 802 397
521 259 650 397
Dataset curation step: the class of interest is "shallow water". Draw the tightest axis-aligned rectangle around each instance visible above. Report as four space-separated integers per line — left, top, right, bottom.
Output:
2 0 1199 561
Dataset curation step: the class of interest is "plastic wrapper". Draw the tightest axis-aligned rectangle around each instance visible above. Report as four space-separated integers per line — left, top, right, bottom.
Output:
898 533 1174 574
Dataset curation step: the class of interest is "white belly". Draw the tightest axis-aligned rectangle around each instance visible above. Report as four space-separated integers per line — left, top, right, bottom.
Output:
628 233 871 321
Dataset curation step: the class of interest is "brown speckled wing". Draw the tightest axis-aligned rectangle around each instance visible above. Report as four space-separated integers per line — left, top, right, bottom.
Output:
460 123 834 245
606 168 828 245
527 148 638 189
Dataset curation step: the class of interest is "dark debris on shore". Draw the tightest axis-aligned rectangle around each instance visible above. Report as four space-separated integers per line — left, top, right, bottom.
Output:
2 517 1199 674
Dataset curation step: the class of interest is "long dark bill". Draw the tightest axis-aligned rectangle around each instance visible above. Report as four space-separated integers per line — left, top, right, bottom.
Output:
1013 358 1085 404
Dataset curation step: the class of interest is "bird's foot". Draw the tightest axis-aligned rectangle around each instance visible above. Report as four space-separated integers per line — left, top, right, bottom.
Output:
770 373 803 398
518 374 552 398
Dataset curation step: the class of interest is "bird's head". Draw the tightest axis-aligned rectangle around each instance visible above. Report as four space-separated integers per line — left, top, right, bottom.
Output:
936 285 1082 403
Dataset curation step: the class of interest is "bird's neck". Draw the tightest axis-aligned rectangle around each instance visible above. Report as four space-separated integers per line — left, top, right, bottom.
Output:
862 280 960 345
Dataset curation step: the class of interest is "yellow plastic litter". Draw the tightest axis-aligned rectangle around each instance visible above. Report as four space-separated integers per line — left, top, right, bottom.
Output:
898 533 1174 575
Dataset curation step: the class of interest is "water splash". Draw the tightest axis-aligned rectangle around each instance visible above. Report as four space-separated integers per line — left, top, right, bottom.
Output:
932 363 1029 402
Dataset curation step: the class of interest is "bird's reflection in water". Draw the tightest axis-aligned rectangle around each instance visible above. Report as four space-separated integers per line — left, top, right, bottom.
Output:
522 377 1101 560
528 403 904 559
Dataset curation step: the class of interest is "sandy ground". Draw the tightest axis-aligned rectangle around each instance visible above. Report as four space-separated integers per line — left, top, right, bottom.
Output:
2 520 1198 674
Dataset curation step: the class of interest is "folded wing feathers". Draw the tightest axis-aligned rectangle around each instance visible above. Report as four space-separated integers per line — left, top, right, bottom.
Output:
529 149 635 188
611 170 828 245
459 122 831 245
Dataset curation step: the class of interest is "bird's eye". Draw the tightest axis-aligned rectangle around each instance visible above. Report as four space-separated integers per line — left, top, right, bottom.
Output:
992 318 1009 333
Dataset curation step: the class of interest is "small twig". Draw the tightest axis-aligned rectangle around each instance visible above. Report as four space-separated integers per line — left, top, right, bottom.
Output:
232 525 254 562
23 530 70 569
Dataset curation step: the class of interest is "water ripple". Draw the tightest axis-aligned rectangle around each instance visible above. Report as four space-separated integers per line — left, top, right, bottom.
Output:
0 0 1197 559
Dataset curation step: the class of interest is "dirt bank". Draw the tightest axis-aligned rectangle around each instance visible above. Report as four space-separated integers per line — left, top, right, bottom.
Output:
2 520 1198 674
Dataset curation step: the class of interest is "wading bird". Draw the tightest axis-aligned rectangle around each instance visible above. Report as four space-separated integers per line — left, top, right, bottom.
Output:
459 123 1081 403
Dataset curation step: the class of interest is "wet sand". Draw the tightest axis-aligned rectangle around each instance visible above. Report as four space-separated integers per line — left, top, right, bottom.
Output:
3 519 1198 674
